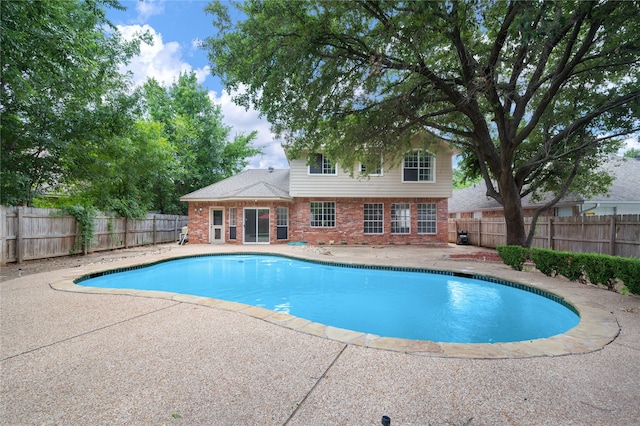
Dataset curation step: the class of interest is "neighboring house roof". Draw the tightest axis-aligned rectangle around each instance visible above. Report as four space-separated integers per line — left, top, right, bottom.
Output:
583 156 640 203
448 156 640 214
180 169 292 201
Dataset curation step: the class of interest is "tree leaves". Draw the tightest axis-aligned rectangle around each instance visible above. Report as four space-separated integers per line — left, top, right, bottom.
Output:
205 0 639 246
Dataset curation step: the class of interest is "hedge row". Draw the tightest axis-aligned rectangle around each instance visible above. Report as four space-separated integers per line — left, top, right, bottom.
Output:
496 246 640 295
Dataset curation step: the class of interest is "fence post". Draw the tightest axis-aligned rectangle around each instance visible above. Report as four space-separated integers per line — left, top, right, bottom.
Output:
0 206 5 266
610 215 616 256
16 206 24 264
477 219 482 247
153 215 157 246
124 217 129 249
548 217 554 250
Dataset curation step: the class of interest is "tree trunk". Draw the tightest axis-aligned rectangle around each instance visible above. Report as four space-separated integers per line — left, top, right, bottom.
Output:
499 175 528 247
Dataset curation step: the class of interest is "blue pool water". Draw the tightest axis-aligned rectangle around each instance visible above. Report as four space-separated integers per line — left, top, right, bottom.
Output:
78 254 580 343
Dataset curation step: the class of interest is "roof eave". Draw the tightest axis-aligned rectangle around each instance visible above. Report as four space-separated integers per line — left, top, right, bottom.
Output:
180 196 293 203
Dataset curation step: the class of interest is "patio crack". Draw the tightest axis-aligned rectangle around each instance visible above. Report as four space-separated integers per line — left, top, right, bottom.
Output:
1 303 180 362
283 344 348 425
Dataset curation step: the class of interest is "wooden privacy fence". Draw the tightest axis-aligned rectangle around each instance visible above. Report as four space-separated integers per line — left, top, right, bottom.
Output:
1 206 188 264
448 214 640 258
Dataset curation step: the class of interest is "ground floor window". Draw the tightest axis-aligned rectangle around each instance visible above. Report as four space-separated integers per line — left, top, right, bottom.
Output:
229 207 237 239
310 201 335 227
391 203 411 234
418 203 437 234
363 203 383 234
276 207 288 240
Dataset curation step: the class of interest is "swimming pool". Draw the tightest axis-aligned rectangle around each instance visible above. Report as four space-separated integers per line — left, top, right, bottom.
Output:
77 254 580 343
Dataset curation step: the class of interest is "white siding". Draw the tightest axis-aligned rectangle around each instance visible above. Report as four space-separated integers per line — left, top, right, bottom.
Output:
289 151 454 198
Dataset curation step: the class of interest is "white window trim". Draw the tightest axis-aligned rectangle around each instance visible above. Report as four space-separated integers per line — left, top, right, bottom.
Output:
310 201 336 227
363 203 384 235
391 203 411 234
308 153 338 176
358 158 384 177
401 149 436 183
417 203 438 235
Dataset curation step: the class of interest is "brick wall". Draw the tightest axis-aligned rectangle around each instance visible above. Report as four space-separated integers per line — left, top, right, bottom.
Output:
187 197 448 246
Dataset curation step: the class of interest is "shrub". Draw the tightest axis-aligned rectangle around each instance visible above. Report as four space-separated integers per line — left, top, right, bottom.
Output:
557 253 585 282
582 254 617 290
530 248 562 276
497 245 530 271
529 248 640 296
614 257 640 295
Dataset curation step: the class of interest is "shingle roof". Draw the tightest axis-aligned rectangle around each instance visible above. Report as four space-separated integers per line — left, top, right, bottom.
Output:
180 169 291 201
448 156 640 214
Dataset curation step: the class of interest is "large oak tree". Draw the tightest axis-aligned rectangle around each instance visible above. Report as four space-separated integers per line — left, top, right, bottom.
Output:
205 0 640 246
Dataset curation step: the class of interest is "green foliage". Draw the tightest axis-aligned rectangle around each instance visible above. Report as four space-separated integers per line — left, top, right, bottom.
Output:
531 248 585 281
530 248 640 295
530 248 565 277
205 0 640 247
140 73 261 213
582 254 617 291
624 148 640 158
497 246 530 271
0 0 147 206
556 254 586 282
613 258 640 295
61 205 97 254
452 167 481 190
535 250 584 281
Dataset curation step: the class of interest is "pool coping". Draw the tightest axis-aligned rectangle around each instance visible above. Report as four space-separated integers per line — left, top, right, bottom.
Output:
50 251 620 359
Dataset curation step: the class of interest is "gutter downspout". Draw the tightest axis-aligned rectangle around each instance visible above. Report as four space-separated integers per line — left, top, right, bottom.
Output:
580 203 599 216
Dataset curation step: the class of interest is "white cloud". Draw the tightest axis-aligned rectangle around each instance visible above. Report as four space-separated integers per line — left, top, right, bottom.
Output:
135 0 165 22
620 135 640 155
116 23 288 170
210 88 289 170
117 24 208 87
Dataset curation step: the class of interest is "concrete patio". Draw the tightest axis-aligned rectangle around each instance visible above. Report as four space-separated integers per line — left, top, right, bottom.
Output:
2 244 639 425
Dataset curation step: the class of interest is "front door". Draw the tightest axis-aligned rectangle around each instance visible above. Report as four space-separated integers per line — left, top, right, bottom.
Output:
244 208 270 243
209 208 224 244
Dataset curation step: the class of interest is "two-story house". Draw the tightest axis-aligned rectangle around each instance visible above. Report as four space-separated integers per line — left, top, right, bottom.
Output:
180 144 454 246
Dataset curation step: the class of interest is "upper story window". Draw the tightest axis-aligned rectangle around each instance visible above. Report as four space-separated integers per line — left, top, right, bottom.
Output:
402 150 434 182
309 153 336 175
359 162 383 176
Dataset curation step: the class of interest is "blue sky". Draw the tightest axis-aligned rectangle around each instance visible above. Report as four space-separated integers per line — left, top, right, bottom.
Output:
107 0 289 169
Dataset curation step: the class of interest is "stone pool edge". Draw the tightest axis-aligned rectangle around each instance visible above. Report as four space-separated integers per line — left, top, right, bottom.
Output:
49 253 620 360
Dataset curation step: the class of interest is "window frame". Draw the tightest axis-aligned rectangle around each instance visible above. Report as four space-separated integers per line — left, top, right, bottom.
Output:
276 207 289 240
228 207 237 240
358 159 383 177
310 201 336 227
417 203 437 234
402 149 435 183
308 153 337 175
391 203 411 234
363 203 384 234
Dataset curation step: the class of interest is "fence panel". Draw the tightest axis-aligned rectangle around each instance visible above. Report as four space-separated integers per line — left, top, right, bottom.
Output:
612 215 640 257
1 206 187 264
448 214 639 258
480 218 507 248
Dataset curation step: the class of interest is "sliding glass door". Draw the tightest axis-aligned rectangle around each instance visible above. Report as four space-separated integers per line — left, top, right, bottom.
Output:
244 208 270 243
